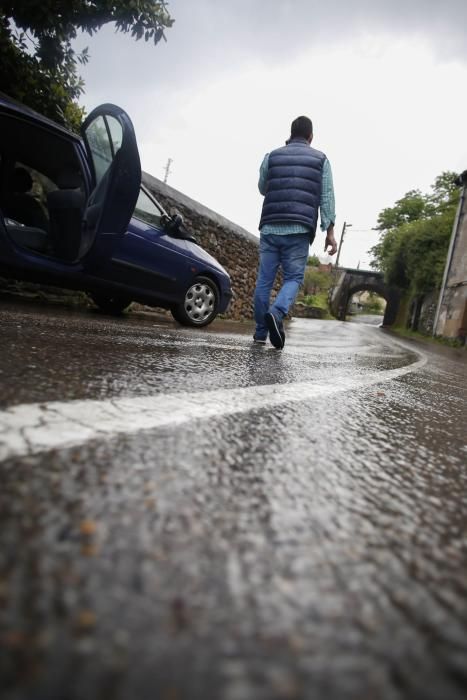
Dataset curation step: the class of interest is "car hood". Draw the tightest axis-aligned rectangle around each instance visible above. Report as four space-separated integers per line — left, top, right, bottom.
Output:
185 240 229 277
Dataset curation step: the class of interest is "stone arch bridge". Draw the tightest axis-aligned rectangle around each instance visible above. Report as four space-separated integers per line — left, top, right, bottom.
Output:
329 268 401 325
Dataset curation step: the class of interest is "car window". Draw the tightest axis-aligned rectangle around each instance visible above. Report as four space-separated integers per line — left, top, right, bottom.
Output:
16 162 57 199
2 162 50 231
106 116 123 155
85 115 113 184
133 188 163 229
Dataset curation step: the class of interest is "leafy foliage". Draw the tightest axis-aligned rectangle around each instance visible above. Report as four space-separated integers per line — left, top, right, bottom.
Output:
370 172 459 294
301 291 331 313
357 291 385 315
0 1 174 130
302 268 332 297
307 254 321 267
376 189 428 231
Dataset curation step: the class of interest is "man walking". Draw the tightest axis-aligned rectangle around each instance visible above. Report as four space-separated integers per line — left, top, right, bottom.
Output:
253 116 337 349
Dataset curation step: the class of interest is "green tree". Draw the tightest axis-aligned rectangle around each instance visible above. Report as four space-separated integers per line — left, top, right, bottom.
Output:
370 225 409 288
362 291 385 315
403 210 454 292
375 189 428 231
0 1 174 130
370 172 459 295
427 171 460 214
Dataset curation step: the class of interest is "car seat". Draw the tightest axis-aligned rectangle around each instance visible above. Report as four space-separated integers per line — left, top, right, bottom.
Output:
3 166 49 232
47 168 85 261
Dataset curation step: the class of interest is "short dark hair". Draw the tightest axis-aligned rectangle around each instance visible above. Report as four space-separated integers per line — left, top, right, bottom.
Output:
290 116 313 140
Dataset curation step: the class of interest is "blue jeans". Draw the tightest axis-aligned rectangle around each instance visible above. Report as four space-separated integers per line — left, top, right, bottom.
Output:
254 233 310 339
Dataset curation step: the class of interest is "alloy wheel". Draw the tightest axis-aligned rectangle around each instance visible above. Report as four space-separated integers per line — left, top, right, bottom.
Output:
184 281 216 323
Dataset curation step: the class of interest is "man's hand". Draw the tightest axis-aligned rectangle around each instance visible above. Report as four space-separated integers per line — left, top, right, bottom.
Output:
324 225 337 256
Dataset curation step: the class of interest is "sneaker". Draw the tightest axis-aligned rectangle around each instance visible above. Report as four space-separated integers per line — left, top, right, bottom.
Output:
264 312 285 349
253 335 267 345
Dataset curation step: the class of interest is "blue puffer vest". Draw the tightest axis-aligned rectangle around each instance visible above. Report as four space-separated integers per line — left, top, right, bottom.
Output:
259 137 326 234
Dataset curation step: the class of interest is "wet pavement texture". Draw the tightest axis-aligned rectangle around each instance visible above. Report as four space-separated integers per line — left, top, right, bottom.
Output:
0 299 467 700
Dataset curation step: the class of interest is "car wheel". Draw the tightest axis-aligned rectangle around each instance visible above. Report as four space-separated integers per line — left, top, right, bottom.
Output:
90 293 132 315
171 276 219 327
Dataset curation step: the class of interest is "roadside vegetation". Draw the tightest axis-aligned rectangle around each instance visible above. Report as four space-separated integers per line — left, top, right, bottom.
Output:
0 1 174 130
359 291 385 315
369 172 459 316
389 326 464 349
296 261 333 317
368 171 461 335
302 268 332 305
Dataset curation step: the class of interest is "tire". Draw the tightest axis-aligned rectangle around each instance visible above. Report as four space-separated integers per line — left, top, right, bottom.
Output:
90 293 132 315
171 276 219 327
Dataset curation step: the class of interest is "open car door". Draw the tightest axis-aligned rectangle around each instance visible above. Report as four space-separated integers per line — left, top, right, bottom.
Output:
80 103 141 260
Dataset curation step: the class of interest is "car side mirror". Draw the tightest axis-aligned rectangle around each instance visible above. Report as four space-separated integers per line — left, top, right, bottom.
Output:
162 208 197 243
161 209 182 233
171 214 183 230
169 208 183 231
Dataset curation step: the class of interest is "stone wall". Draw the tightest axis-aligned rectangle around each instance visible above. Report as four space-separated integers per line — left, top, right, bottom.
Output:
410 292 437 335
292 302 326 319
143 172 268 321
434 171 467 340
419 294 436 335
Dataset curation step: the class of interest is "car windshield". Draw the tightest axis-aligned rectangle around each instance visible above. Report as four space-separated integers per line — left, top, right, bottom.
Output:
133 188 164 229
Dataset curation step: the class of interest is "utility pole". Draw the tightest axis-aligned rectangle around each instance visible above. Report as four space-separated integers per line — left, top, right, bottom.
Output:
163 158 173 184
335 221 352 268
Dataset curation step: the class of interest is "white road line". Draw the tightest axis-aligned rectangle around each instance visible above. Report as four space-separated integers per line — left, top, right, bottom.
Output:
0 354 426 461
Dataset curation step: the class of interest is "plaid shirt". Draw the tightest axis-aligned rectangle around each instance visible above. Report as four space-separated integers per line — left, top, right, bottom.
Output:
258 153 335 235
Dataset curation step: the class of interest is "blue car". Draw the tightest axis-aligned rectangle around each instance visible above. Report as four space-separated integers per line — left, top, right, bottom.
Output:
0 95 232 326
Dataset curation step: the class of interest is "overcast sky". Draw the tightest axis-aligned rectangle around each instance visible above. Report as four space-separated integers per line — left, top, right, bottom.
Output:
74 0 467 268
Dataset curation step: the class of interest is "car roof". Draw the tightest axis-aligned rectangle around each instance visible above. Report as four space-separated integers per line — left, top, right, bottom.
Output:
0 92 82 142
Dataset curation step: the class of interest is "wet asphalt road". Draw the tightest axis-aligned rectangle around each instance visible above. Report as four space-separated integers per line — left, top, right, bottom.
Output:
0 299 466 700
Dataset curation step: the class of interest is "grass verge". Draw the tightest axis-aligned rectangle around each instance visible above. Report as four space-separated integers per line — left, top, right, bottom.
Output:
390 326 465 349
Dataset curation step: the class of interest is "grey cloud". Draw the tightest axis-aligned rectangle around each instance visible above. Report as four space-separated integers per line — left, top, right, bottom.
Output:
75 0 467 106
187 0 467 62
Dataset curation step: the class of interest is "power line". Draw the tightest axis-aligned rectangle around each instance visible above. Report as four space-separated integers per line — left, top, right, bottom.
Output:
342 228 379 233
